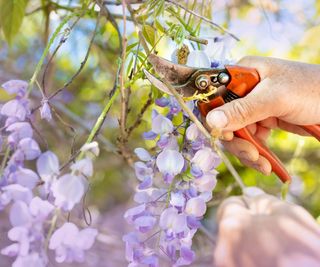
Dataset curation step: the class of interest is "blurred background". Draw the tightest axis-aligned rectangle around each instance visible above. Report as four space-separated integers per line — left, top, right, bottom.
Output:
0 0 320 266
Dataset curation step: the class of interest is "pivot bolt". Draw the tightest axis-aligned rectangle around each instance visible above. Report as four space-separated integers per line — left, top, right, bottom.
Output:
195 75 210 90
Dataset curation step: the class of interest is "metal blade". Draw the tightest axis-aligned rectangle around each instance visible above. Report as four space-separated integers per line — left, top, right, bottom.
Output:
143 69 173 95
148 54 196 84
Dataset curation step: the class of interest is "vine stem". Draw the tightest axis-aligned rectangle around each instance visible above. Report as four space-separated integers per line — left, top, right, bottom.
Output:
26 13 78 97
77 89 120 160
161 78 246 190
119 0 128 140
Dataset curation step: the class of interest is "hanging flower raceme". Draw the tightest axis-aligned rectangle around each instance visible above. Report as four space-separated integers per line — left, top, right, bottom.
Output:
124 91 222 266
0 80 99 266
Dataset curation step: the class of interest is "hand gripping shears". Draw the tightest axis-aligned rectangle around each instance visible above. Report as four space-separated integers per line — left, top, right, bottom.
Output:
143 54 320 183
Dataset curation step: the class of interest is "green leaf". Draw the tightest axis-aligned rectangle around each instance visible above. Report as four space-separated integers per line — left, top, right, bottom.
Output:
142 25 156 46
0 0 28 44
155 19 166 34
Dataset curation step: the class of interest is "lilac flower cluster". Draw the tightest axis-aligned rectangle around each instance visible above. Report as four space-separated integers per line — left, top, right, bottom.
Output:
0 80 98 266
124 96 221 266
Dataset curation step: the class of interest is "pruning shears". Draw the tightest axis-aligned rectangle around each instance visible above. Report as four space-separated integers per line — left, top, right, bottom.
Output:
143 54 320 183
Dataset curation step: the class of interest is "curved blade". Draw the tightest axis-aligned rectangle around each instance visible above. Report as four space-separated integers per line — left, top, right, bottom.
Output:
148 54 196 84
143 69 173 95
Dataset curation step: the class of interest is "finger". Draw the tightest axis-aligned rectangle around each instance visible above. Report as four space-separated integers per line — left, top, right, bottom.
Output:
206 78 276 131
221 131 234 141
259 117 310 136
239 155 272 175
237 56 271 80
255 125 271 141
222 137 259 162
278 120 310 136
217 196 250 223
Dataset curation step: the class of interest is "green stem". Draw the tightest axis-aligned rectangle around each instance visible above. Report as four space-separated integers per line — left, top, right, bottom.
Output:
45 209 59 251
26 13 78 97
77 88 120 160
0 147 10 179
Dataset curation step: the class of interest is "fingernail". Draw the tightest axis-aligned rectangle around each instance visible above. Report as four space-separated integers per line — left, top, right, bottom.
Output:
208 111 228 129
254 164 270 175
239 151 250 161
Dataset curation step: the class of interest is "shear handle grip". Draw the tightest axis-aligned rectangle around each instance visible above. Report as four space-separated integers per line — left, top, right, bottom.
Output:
234 128 291 182
225 66 291 182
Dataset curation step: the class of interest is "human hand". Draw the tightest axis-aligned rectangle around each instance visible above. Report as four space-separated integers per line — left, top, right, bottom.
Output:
214 193 320 267
206 56 320 174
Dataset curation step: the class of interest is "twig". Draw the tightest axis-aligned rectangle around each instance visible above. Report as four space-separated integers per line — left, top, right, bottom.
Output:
27 13 78 97
77 88 120 160
42 16 81 94
47 12 101 101
119 0 128 141
165 0 240 41
160 78 246 190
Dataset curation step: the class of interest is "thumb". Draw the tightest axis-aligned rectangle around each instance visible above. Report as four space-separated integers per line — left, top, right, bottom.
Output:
206 79 274 131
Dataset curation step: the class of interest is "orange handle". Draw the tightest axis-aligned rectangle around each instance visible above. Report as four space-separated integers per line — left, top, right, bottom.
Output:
301 125 320 141
234 128 291 182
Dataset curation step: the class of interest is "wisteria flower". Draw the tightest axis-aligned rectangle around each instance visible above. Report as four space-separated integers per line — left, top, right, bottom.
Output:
1 99 28 121
156 149 184 183
51 174 88 211
49 222 97 263
152 114 174 135
36 151 59 183
2 80 28 96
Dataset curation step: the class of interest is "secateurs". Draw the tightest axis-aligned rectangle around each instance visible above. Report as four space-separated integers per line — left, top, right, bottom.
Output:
143 54 320 183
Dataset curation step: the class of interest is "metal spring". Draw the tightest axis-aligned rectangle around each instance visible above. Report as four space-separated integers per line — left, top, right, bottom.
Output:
223 90 240 102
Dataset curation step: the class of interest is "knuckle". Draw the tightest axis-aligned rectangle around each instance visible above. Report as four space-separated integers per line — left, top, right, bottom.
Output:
229 100 252 125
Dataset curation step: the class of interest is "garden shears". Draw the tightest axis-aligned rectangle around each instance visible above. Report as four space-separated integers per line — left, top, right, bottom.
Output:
143 54 320 183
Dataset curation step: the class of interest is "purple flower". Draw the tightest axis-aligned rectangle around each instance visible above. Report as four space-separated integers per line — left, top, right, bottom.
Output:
29 197 54 220
1 99 28 121
142 131 158 140
36 151 59 183
156 150 184 181
80 142 100 158
175 246 195 266
194 173 217 193
134 215 156 233
152 114 173 135
170 192 185 208
185 197 206 217
12 253 46 267
134 148 152 161
2 80 28 96
2 226 30 257
124 204 146 224
186 123 200 141
18 138 41 160
0 185 33 207
159 208 188 234
133 188 166 204
134 162 153 182
12 168 39 189
9 201 32 227
155 97 170 107
49 222 97 263
186 51 211 68
6 122 33 145
40 101 52 121
191 148 220 172
70 158 93 177
51 174 88 211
